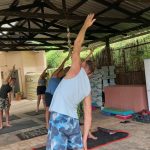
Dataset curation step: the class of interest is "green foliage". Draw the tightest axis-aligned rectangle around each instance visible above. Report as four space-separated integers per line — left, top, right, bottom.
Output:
46 47 102 68
111 33 150 71
46 33 150 72
46 50 69 68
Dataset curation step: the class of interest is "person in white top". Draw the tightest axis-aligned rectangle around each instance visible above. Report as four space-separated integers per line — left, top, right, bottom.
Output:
47 14 96 150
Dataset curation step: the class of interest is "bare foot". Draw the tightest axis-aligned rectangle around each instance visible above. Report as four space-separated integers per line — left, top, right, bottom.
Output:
0 123 3 129
35 111 39 115
88 132 97 140
6 123 12 127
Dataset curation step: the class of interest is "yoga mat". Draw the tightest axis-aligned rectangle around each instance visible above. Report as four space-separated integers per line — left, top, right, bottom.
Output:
2 115 20 121
102 107 134 115
16 127 47 140
132 113 150 123
116 114 132 120
0 120 39 135
37 117 45 122
25 110 44 116
32 127 129 150
33 147 45 150
87 127 129 149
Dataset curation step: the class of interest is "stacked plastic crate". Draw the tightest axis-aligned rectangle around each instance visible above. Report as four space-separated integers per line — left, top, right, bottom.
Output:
101 66 109 87
102 66 116 88
90 66 116 109
90 69 103 108
25 73 40 100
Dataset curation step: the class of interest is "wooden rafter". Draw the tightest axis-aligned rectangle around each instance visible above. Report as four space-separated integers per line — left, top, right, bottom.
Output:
0 0 149 51
0 11 145 23
0 48 63 51
0 27 125 34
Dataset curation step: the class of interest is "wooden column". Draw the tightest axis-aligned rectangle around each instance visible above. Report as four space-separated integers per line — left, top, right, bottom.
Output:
122 49 127 72
105 38 111 66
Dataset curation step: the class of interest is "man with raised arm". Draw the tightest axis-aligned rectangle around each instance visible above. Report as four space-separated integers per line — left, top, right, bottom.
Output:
46 14 96 150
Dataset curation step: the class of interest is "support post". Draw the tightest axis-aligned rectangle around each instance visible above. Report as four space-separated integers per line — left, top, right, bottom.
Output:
105 38 111 66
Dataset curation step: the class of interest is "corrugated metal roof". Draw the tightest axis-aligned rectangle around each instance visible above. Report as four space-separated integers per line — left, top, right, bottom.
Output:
51 0 81 10
112 23 142 31
101 9 128 18
0 0 149 51
142 10 150 20
74 1 107 15
18 0 35 6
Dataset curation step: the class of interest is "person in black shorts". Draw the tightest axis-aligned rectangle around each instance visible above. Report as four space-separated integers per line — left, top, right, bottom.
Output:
45 53 70 128
36 67 48 113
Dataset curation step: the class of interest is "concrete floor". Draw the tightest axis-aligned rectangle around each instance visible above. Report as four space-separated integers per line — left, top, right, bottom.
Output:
0 99 150 150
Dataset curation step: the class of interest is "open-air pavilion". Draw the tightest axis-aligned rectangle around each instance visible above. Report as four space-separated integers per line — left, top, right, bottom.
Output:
0 0 150 150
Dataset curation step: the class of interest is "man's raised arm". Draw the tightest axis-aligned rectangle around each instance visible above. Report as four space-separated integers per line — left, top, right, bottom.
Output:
68 14 96 76
5 65 15 83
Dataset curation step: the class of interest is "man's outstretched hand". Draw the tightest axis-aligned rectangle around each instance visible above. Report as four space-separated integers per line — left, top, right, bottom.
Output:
83 13 96 29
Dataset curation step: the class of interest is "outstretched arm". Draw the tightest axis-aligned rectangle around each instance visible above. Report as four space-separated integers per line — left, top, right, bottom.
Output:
52 51 71 77
8 91 13 106
83 95 92 150
67 14 96 77
5 65 15 83
39 66 49 79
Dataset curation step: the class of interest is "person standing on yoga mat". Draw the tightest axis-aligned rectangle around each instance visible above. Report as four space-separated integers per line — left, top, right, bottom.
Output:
46 13 96 150
36 67 48 113
45 52 70 129
0 65 16 129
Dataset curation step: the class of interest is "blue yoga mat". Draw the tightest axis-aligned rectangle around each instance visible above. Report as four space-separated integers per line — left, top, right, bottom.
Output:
102 107 134 116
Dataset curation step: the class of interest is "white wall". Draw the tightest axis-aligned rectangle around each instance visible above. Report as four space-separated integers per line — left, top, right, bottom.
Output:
0 51 46 97
35 51 47 72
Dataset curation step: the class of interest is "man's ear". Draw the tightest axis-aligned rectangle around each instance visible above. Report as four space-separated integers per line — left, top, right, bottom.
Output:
81 62 86 68
88 72 93 77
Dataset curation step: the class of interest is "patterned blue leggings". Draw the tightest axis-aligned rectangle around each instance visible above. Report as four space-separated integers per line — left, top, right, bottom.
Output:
46 111 83 150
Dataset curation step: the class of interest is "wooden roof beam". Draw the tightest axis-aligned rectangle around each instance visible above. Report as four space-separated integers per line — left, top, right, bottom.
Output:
0 43 69 47
0 11 145 23
0 47 63 51
0 37 94 41
0 27 122 33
